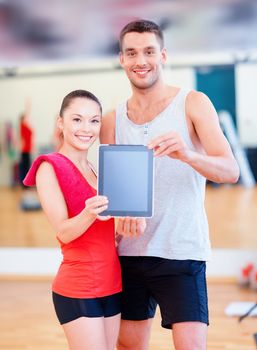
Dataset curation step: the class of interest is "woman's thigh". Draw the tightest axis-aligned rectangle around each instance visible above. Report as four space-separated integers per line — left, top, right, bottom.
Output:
62 316 108 350
104 313 121 350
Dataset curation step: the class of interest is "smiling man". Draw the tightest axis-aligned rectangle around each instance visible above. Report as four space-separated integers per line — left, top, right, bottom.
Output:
100 19 239 350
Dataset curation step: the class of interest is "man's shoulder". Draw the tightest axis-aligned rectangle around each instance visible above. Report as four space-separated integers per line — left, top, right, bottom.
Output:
102 98 128 123
102 109 116 125
103 109 116 118
168 86 203 100
100 110 116 143
185 89 216 123
186 89 208 104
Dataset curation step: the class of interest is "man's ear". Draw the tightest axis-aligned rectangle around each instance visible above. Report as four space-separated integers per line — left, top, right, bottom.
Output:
161 48 167 64
119 51 124 67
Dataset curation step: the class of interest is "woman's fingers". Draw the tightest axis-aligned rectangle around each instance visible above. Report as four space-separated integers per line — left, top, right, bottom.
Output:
85 196 109 215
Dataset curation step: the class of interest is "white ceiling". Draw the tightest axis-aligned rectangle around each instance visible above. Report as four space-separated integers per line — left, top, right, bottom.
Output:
0 0 256 67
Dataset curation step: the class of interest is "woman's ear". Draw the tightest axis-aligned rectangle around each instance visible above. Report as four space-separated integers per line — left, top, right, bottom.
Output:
57 116 63 131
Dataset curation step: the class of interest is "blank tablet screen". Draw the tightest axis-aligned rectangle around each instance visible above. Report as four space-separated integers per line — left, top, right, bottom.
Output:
98 145 154 217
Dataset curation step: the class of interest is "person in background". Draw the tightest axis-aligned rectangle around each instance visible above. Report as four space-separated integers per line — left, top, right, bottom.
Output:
19 98 34 188
23 89 145 350
100 19 240 350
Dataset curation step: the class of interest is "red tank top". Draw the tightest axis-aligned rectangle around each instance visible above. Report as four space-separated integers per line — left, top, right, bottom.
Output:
20 121 33 153
23 152 122 298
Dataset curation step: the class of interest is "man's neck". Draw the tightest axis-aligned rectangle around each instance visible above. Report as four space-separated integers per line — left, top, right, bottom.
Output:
126 82 178 125
130 81 171 110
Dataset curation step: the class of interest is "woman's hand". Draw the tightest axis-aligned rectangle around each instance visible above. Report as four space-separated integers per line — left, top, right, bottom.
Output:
116 217 146 238
85 196 109 218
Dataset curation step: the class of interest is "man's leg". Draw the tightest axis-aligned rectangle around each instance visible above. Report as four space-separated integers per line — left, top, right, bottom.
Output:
117 319 153 350
118 257 157 350
147 259 208 349
104 314 121 350
172 321 207 350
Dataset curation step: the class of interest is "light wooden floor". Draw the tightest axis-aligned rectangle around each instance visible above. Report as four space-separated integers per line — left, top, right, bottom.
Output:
1 185 257 349
0 185 257 248
0 187 57 247
0 277 256 350
206 185 257 249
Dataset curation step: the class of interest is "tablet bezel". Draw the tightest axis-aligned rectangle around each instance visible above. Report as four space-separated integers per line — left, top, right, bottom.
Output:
97 144 154 217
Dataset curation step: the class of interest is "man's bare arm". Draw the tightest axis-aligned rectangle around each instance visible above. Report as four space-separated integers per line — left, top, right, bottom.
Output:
148 91 239 184
186 91 239 183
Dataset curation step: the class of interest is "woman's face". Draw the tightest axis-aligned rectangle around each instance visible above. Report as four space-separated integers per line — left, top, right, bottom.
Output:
58 97 101 151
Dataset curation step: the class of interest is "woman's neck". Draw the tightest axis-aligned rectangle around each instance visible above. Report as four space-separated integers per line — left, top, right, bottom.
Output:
58 144 88 167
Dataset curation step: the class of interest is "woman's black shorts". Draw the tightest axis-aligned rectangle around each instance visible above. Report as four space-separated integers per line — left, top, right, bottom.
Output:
52 291 121 325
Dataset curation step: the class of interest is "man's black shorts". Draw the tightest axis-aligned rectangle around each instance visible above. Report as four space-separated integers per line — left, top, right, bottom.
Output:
119 256 209 329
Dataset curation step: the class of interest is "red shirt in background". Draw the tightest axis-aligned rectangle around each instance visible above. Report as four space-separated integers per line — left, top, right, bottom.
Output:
20 121 33 153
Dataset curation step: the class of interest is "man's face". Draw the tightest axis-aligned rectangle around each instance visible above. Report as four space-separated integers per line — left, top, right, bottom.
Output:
120 32 167 90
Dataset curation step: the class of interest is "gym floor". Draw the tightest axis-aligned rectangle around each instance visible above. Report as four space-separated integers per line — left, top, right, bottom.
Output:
0 184 257 349
1 185 256 248
0 277 256 349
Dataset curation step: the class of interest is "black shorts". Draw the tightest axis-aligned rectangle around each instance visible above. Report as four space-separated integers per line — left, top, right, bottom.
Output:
19 152 31 187
119 257 209 329
52 292 121 325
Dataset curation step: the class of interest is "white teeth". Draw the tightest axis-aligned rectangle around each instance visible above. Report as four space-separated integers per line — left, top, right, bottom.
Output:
134 70 149 76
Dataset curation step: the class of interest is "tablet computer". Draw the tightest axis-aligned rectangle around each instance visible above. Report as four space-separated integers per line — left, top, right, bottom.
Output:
98 144 154 217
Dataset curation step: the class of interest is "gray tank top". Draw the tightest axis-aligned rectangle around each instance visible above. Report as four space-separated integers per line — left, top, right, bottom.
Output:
115 89 211 261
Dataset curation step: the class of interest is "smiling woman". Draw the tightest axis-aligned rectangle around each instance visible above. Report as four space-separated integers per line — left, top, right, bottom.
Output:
57 90 102 157
21 89 123 350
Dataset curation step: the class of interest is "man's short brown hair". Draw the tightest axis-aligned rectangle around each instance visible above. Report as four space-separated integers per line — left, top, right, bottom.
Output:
119 19 164 51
